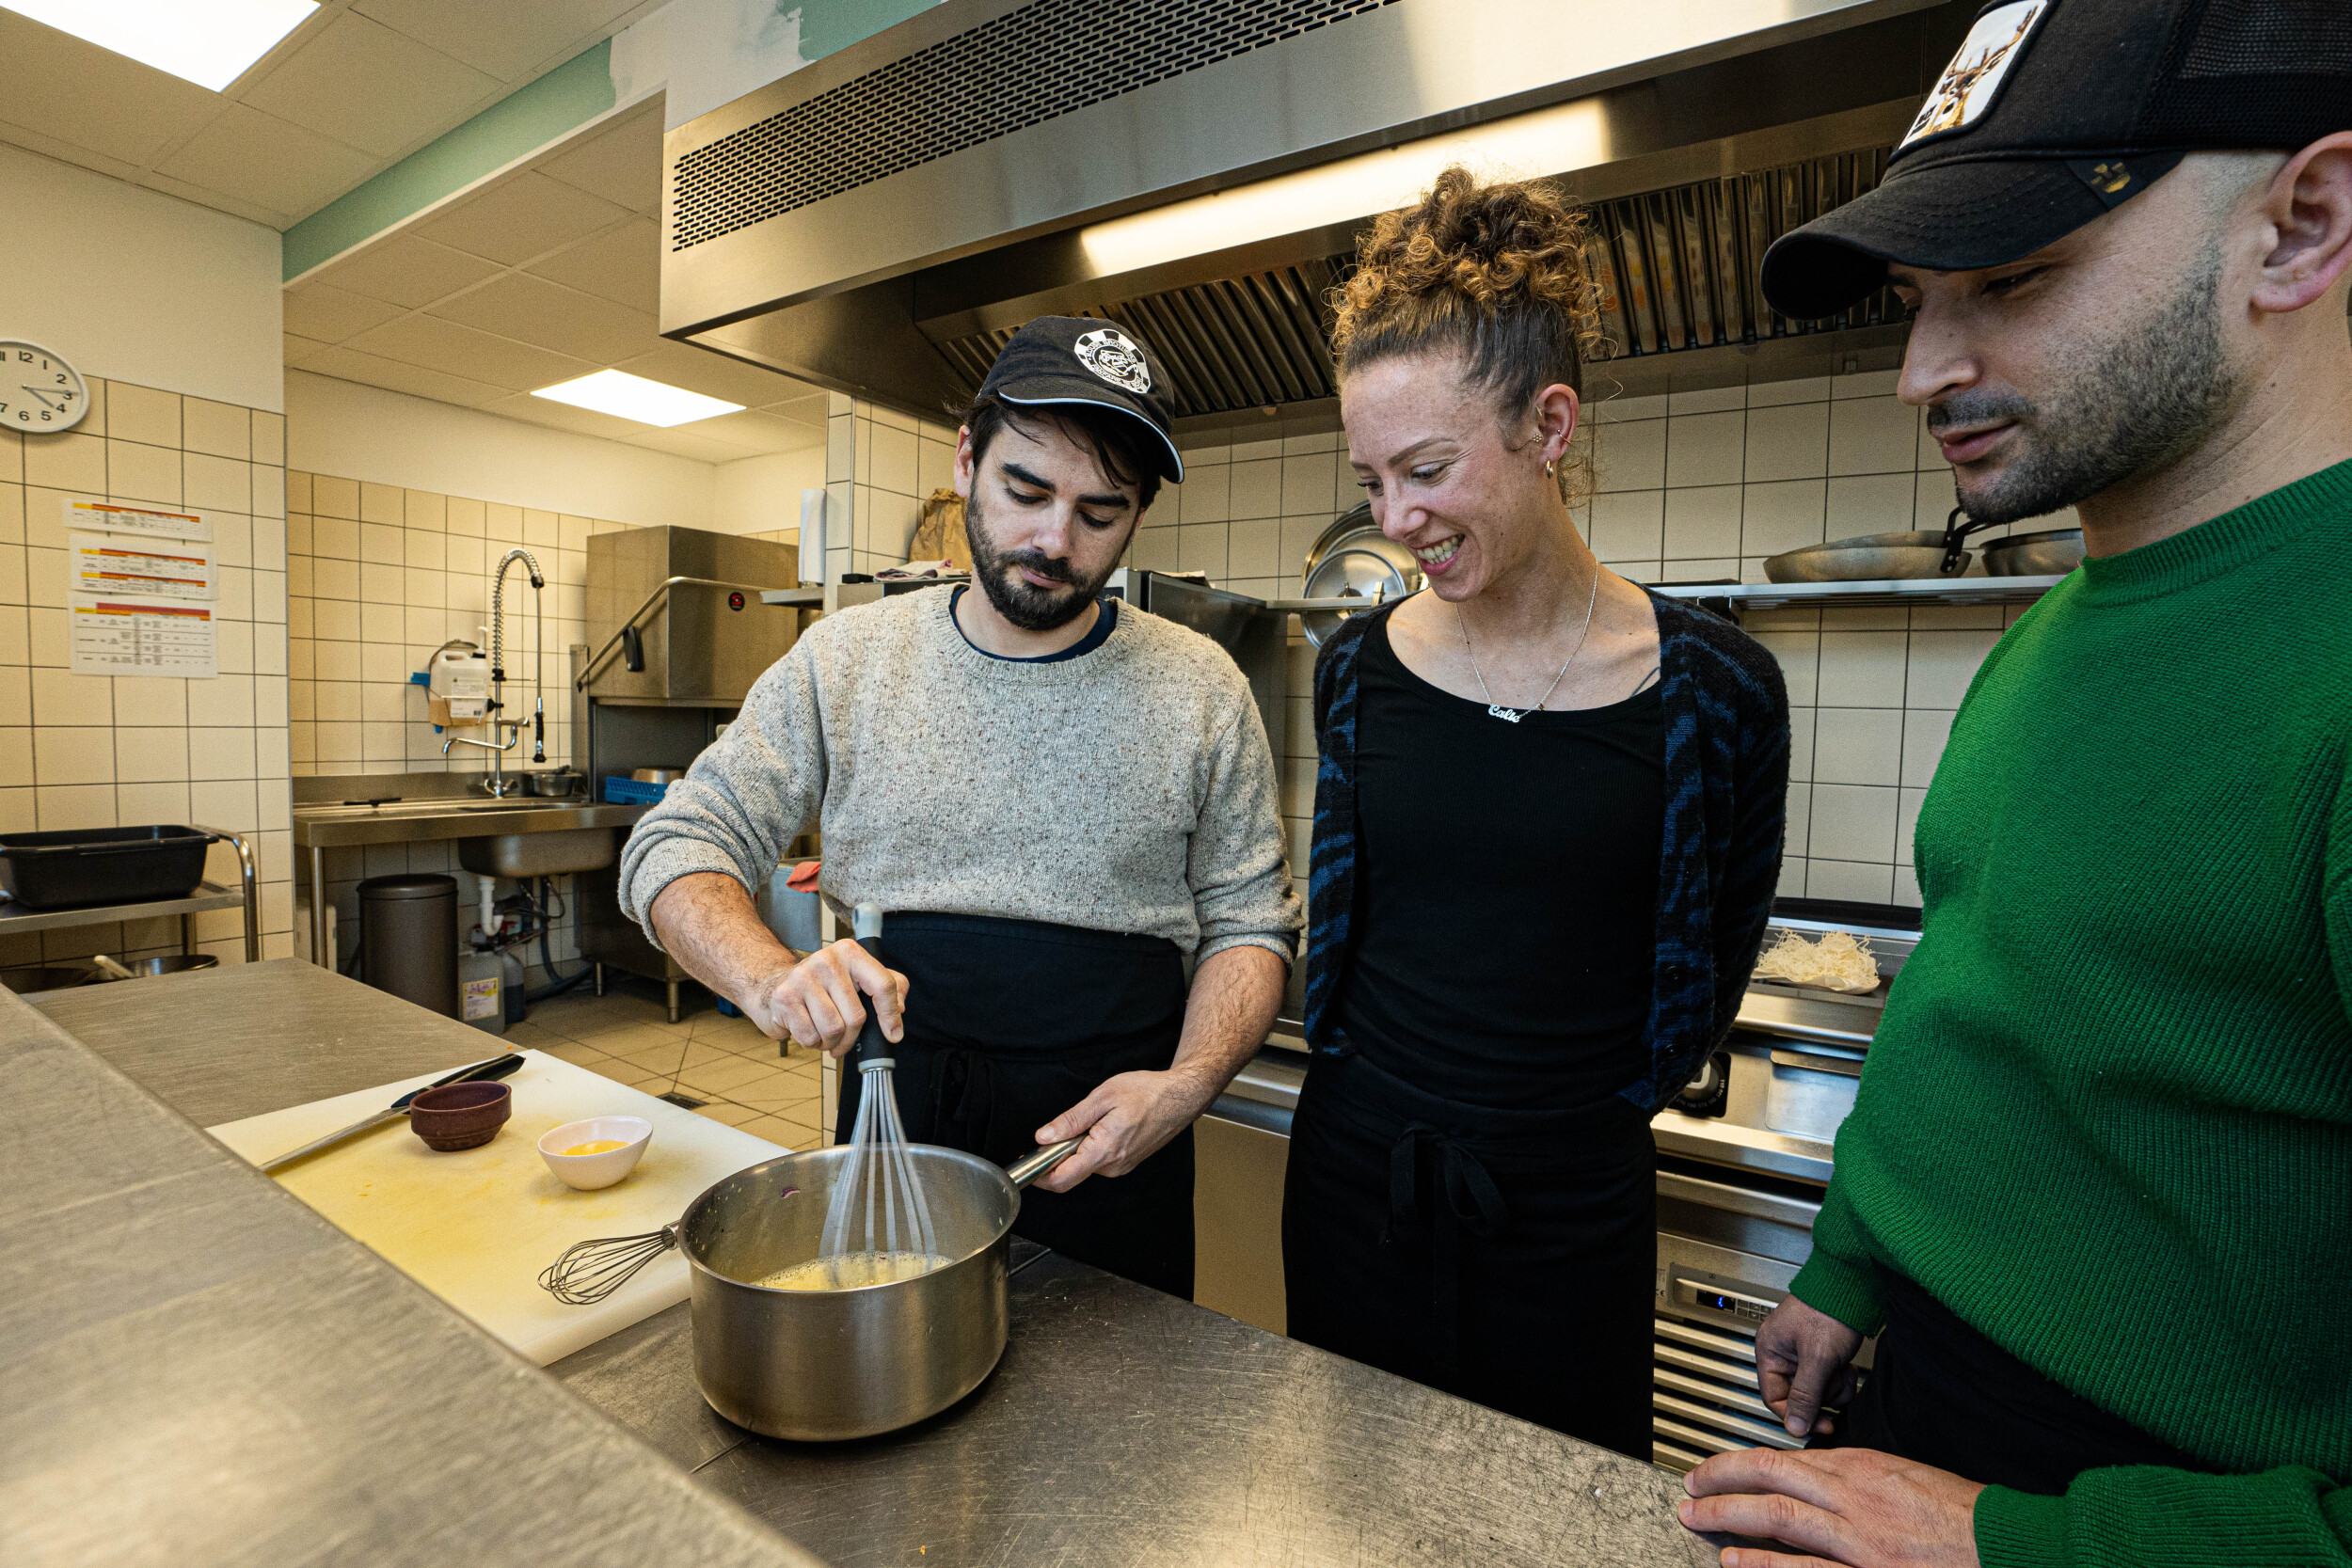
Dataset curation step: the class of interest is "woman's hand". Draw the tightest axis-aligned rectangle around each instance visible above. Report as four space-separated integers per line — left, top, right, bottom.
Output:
737 939 907 1056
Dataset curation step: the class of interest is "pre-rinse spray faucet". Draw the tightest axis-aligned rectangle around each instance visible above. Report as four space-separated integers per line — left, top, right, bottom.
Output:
443 547 545 796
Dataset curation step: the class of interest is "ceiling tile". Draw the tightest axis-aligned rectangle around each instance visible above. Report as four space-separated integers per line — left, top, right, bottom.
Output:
612 341 810 410
416 171 631 267
522 217 660 314
630 428 769 463
241 11 501 160
0 14 222 166
299 350 512 409
346 314 596 392
285 332 336 364
285 282 406 343
760 388 832 419
138 169 288 228
426 273 658 364
688 410 827 454
312 233 501 308
352 0 644 83
156 104 378 226
536 102 662 214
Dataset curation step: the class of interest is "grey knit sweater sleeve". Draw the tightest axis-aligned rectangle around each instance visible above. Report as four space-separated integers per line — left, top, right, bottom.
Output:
617 587 1300 963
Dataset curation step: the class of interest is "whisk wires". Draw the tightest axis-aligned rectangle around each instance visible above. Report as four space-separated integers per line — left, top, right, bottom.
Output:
819 1055 938 1287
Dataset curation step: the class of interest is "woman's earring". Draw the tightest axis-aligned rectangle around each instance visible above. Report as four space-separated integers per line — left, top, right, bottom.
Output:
1544 458 1556 478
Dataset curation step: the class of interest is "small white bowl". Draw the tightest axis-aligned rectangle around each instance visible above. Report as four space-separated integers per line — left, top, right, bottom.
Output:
538 1116 652 1190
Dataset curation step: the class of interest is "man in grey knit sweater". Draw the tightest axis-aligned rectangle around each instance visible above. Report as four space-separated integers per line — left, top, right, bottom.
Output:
619 318 1299 1296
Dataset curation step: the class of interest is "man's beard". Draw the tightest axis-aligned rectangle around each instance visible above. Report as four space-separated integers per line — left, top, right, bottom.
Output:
964 488 1124 632
1928 238 2240 527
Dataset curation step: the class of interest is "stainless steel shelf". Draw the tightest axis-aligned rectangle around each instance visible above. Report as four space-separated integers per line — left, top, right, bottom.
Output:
1647 575 2063 610
0 825 262 960
0 881 244 936
757 587 825 606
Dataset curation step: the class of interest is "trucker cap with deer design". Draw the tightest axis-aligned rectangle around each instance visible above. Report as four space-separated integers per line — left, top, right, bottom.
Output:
1759 0 2352 320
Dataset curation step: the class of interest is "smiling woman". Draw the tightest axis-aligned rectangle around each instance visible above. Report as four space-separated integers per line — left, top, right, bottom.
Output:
1283 166 1791 1458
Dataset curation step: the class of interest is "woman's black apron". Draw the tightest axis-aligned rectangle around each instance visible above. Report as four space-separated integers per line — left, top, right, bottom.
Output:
1282 1050 1657 1458
834 911 1194 1299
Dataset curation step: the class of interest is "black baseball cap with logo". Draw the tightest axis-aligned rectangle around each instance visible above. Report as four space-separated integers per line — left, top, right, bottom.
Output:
1761 0 2352 320
975 316 1184 483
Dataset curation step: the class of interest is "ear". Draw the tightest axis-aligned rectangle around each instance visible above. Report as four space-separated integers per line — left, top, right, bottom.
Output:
1533 382 1581 467
952 426 978 499
2253 133 2352 316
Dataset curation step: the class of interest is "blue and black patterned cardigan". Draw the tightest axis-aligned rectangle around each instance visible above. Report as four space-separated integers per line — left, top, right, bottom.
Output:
1302 592 1791 1111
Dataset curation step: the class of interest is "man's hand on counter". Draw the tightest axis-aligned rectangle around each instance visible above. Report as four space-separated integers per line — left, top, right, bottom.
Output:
739 939 909 1056
1678 1447 1984 1568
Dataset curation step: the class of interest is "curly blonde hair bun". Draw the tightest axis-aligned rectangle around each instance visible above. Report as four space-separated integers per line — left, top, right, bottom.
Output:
1333 166 1604 492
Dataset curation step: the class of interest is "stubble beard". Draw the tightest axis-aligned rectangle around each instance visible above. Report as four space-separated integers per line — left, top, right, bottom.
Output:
963 487 1122 632
1931 237 2242 528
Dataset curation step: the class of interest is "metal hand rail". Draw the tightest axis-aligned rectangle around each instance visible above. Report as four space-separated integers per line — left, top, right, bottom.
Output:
574 576 799 691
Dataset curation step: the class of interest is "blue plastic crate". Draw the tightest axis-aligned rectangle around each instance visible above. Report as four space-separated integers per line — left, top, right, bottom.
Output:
603 776 671 804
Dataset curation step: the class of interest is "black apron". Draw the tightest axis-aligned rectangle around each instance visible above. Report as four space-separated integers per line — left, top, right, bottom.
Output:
1824 1265 2220 1493
834 911 1195 1299
1282 1050 1657 1458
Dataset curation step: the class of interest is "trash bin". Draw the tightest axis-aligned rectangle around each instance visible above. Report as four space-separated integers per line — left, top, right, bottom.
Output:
359 873 458 1018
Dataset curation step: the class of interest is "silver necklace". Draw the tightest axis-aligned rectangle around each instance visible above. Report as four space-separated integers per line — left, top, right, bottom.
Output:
1456 564 1601 723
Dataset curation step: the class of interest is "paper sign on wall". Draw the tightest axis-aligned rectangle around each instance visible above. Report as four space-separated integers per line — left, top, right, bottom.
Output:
70 598 217 679
61 498 211 544
69 531 214 602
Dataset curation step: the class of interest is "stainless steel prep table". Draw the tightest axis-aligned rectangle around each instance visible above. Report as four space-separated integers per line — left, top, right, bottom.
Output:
0 981 823 1568
293 795 647 972
553 1247 1723 1568
32 955 495 1126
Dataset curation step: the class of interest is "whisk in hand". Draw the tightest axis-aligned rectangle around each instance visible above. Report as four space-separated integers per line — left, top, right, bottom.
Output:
817 906 944 1288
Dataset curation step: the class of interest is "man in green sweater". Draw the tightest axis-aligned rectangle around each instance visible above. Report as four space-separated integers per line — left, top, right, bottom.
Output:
1676 4 2352 1566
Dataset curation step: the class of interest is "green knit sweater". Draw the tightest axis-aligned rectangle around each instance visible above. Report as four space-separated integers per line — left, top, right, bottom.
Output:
1792 461 2352 1567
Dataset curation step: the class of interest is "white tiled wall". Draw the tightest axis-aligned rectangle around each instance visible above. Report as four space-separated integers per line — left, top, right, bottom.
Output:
0 377 295 968
822 392 957 579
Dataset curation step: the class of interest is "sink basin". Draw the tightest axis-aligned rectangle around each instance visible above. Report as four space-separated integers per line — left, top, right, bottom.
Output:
457 826 618 879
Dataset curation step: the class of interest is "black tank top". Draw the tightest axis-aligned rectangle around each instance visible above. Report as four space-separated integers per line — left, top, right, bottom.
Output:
1336 618 1664 1110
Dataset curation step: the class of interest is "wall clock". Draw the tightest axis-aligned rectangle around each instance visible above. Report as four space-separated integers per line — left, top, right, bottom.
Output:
1 340 88 433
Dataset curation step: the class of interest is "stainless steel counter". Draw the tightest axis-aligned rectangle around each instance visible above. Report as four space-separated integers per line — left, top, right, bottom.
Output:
554 1254 1727 1568
0 979 823 1568
292 797 648 850
32 957 496 1126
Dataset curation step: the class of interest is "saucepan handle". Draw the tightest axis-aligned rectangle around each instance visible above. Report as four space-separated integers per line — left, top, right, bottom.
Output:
1004 1138 1085 1189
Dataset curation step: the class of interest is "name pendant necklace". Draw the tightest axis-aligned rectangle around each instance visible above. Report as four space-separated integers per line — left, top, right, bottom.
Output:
1456 562 1600 723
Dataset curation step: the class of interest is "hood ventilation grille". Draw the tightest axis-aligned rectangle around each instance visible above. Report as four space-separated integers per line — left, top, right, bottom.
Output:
1586 149 1906 356
930 150 1907 418
672 0 1400 251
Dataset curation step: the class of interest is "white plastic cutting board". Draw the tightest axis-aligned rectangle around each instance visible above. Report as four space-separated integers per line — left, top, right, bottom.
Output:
207 1051 791 1366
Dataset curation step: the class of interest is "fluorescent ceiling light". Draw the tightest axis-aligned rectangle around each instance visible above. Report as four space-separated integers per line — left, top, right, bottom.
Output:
1078 97 1612 279
4 0 319 92
532 370 744 428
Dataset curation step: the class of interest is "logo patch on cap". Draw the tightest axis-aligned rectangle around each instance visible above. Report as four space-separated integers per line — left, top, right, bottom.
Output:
1901 0 2049 150
1074 327 1152 395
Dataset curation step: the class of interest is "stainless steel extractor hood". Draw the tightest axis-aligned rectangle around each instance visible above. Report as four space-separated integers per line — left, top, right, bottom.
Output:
661 0 1979 428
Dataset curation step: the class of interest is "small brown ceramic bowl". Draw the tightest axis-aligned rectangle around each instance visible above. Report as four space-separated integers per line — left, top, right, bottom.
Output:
408 1081 513 1151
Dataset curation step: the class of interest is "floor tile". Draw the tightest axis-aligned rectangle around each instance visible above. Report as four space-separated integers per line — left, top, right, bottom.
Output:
541 1040 613 1067
734 1115 802 1148
590 1022 691 1058
501 1021 568 1049
677 1041 739 1070
675 1056 776 1096
612 1038 690 1074
692 1101 763 1128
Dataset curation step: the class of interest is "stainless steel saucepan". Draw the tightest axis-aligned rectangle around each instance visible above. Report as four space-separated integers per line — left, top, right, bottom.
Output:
544 1137 1076 1440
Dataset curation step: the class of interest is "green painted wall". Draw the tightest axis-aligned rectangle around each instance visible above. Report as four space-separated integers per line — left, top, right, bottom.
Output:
279 1 947 282
797 0 939 60
282 40 619 279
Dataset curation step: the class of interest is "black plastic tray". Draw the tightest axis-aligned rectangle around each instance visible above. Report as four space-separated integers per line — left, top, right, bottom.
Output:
0 825 218 911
